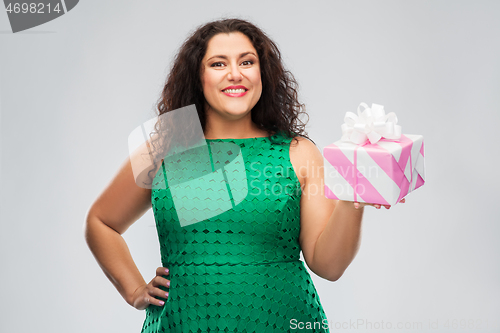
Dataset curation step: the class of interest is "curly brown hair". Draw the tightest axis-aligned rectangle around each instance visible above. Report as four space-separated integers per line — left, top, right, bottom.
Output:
143 18 311 187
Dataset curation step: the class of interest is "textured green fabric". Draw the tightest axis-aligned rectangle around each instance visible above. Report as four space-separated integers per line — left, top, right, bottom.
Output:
141 132 330 332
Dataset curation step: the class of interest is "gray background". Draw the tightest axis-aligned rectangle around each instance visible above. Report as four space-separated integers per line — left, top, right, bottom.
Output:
1 1 499 332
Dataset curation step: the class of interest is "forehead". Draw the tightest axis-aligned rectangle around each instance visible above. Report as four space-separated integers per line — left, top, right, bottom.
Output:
204 32 257 58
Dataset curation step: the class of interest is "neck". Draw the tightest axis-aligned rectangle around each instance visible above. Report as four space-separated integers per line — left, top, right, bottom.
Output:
203 109 267 140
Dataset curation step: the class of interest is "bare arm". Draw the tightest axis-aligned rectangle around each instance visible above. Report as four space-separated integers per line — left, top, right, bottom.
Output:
291 137 373 281
306 200 364 281
84 143 168 308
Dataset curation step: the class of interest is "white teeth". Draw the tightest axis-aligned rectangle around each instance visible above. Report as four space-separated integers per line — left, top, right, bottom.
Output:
223 88 246 93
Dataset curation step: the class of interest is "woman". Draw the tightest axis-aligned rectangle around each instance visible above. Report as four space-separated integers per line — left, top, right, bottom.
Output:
85 18 399 332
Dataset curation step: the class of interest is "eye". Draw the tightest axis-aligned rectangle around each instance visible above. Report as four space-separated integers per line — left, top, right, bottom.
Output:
210 62 225 68
241 60 254 66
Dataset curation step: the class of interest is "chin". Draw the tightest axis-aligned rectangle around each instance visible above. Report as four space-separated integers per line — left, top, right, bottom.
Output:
225 109 252 119
222 104 253 116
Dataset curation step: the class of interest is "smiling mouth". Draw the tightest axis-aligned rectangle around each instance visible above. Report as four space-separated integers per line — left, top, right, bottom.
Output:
222 88 247 93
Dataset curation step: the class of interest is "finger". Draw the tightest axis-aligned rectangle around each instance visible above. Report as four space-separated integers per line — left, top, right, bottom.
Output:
144 294 165 307
156 267 169 276
384 205 391 209
152 275 171 289
150 286 170 300
374 204 381 209
400 198 406 203
354 202 360 209
146 284 169 302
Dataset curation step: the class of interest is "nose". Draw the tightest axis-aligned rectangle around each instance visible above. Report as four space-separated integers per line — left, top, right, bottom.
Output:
227 64 243 81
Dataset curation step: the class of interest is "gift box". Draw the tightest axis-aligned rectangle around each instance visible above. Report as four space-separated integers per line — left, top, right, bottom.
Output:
323 103 425 205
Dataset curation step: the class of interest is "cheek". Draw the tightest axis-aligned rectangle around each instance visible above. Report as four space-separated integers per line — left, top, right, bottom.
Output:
202 72 219 94
252 67 262 88
253 72 263 94
201 77 212 100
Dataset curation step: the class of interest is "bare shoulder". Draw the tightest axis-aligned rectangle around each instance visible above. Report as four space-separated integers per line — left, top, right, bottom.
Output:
134 140 164 187
289 136 323 186
290 136 322 157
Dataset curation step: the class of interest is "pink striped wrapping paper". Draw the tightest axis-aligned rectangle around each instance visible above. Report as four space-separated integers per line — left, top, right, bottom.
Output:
323 134 425 205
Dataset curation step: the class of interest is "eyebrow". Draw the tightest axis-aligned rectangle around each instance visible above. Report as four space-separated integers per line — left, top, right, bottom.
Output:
206 52 257 62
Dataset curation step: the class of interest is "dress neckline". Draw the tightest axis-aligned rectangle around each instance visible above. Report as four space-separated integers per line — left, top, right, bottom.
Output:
204 132 279 142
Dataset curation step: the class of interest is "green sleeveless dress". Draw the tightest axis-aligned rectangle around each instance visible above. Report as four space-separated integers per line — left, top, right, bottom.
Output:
141 132 330 332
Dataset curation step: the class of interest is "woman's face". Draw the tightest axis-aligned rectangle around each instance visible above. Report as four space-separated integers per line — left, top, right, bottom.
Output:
200 32 262 122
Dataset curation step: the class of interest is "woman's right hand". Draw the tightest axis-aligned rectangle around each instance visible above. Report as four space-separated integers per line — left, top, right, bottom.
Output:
130 267 170 310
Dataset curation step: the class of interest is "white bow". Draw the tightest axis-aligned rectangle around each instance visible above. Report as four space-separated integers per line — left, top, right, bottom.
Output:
341 103 402 145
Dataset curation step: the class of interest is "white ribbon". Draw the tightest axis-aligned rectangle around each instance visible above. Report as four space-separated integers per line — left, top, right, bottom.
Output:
341 103 402 145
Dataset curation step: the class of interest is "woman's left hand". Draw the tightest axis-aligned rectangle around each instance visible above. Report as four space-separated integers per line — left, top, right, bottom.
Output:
353 198 406 210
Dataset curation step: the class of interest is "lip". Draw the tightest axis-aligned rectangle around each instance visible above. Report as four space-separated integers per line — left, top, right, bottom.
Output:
221 85 248 97
222 85 248 91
